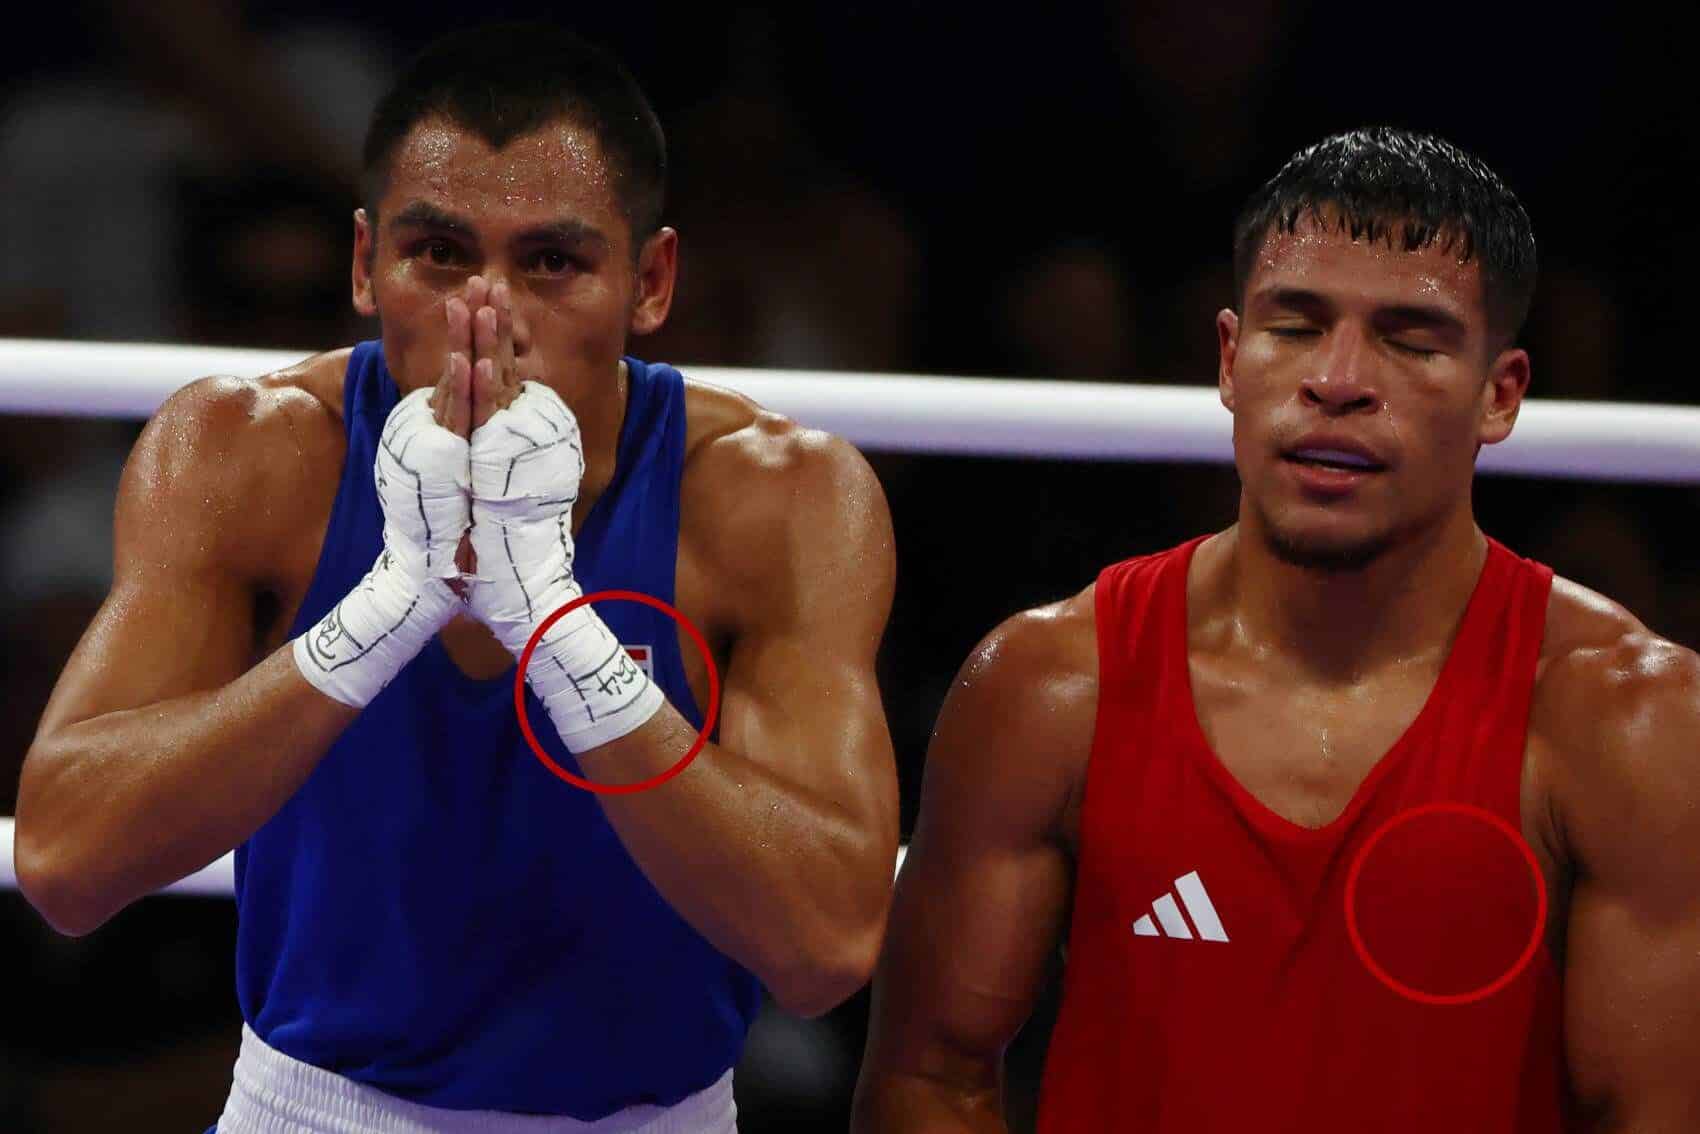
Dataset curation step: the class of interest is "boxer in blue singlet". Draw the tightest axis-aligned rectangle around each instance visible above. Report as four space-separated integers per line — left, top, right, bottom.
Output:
15 23 899 1132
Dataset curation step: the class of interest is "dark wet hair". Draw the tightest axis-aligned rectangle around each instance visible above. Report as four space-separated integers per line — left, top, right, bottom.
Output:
362 22 666 241
1232 127 1537 347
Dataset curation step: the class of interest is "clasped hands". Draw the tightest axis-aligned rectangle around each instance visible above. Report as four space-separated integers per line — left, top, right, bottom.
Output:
357 276 658 749
377 275 586 659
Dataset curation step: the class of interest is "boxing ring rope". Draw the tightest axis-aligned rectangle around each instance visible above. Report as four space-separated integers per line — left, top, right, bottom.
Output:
2 336 1699 902
5 339 1700 479
0 816 232 896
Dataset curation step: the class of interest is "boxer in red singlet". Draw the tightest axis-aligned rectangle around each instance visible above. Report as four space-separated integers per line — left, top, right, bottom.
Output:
852 128 1700 1132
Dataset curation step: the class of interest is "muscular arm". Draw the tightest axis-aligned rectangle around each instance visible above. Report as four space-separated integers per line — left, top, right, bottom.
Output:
1552 636 1700 1131
13 378 356 936
575 427 900 1016
852 596 1095 1131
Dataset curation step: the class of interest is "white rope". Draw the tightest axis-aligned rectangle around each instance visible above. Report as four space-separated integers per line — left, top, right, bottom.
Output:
3 338 1699 481
0 817 906 899
0 816 235 898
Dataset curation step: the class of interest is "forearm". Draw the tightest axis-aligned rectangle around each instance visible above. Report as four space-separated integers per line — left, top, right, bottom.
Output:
851 1072 1008 1134
580 704 895 1016
461 373 895 1008
15 647 357 934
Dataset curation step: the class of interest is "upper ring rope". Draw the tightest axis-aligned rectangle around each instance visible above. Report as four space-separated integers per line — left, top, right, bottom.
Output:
3 338 1698 482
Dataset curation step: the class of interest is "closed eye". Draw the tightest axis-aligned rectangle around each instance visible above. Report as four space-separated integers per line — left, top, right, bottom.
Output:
1268 326 1320 339
1389 340 1440 359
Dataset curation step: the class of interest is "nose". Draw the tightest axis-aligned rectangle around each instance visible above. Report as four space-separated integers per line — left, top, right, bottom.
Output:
485 276 532 360
1300 323 1380 415
511 306 532 360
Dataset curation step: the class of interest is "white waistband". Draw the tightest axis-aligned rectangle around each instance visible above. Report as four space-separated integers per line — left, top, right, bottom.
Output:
217 1024 737 1133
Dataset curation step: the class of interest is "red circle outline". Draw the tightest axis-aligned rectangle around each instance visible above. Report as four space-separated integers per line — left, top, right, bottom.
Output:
513 589 719 795
1344 801 1548 1006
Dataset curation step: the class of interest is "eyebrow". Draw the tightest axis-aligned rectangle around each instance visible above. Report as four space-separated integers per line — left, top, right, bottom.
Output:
1376 303 1469 339
513 218 611 254
1255 286 1331 316
388 201 477 239
1254 286 1468 338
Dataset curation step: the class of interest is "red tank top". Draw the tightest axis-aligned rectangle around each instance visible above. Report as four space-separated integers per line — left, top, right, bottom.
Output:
1037 536 1571 1132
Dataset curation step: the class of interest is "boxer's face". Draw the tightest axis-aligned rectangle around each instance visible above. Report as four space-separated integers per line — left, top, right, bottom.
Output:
1216 214 1529 570
351 116 675 398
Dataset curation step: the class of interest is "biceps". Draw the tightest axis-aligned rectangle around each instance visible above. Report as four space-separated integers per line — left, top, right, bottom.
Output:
871 824 1071 1081
718 630 892 791
37 568 257 737
1565 884 1700 1123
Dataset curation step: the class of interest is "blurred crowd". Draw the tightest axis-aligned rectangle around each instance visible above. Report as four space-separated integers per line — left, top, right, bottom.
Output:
2 3 1697 1131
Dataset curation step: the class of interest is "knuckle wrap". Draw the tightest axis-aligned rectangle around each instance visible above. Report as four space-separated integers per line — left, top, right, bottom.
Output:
376 388 472 581
467 382 662 752
291 388 467 708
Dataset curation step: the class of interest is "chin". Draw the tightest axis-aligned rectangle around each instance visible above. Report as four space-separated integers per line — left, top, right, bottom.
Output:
1261 516 1396 573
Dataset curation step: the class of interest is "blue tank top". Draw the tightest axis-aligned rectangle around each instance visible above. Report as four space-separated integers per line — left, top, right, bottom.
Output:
233 342 761 1116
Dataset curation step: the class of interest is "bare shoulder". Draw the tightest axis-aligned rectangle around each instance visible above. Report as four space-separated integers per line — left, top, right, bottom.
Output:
950 587 1099 757
139 347 347 473
1536 574 1691 726
927 585 1100 846
961 587 1098 703
258 347 353 426
1535 575 1700 880
679 376 892 601
681 375 883 514
121 349 349 580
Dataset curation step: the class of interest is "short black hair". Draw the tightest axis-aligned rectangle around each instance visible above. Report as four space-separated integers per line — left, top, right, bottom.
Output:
362 22 666 242
1232 127 1537 347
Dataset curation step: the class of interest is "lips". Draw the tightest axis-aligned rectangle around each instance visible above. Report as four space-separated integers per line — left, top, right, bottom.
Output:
1277 437 1388 497
1285 448 1384 471
1281 438 1387 472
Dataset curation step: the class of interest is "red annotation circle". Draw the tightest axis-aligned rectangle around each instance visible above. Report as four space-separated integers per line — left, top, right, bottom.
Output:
513 589 719 796
1344 801 1547 1006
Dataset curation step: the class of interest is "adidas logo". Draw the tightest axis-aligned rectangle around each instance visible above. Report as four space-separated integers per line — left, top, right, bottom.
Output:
1131 870 1230 942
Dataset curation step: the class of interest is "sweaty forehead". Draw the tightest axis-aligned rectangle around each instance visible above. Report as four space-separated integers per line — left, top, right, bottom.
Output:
382 118 620 228
1248 216 1485 317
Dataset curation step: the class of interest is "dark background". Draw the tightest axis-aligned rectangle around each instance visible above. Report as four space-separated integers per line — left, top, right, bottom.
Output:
2 2 1696 1130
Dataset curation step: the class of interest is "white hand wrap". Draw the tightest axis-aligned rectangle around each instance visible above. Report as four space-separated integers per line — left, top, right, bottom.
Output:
292 388 468 708
468 381 663 752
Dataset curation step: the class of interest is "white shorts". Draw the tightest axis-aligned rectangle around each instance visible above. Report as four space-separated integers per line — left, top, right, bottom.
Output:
217 1024 738 1133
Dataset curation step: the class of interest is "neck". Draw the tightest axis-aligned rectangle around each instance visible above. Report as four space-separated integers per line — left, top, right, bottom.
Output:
1217 504 1487 682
